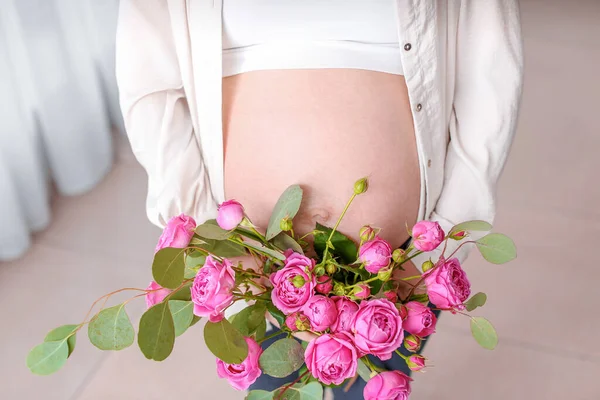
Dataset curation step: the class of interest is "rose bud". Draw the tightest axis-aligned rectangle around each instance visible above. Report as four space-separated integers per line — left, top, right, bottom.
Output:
291 274 306 288
352 299 404 360
359 236 392 273
406 354 427 372
191 256 236 322
424 257 471 311
155 214 196 253
314 265 326 277
392 248 406 263
421 259 435 272
377 266 393 282
325 262 337 275
216 337 262 390
305 333 358 386
363 371 412 400
333 282 346 296
280 217 293 232
398 304 409 320
145 281 172 309
354 177 369 195
403 301 437 337
302 295 338 331
403 334 422 352
315 275 333 294
271 252 317 314
359 225 376 242
216 200 244 230
285 313 310 332
384 290 398 303
351 283 371 300
450 230 467 240
330 297 359 334
411 221 444 252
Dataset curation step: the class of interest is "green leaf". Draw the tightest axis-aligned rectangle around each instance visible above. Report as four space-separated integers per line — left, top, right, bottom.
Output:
450 220 493 234
246 390 274 400
169 300 194 337
88 305 135 351
357 359 372 382
152 247 186 289
189 236 207 246
242 240 286 261
190 315 201 327
235 227 266 243
464 292 487 312
138 302 176 361
271 232 304 254
204 239 248 258
195 219 233 240
204 319 249 364
274 382 323 400
45 325 78 357
266 303 286 328
476 233 517 264
313 223 358 264
259 338 305 378
408 293 430 304
232 303 268 336
169 281 193 301
266 185 303 240
255 319 267 340
470 317 498 350
184 251 206 278
27 341 69 376
368 279 384 296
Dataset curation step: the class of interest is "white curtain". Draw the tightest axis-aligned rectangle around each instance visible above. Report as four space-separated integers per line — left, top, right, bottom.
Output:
0 0 122 261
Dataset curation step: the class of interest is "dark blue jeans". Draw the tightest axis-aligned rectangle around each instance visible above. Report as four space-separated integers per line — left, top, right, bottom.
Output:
250 307 441 399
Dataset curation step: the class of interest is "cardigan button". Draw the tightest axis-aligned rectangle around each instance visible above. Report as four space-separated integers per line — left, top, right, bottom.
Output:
427 159 432 167
416 103 423 112
404 43 412 51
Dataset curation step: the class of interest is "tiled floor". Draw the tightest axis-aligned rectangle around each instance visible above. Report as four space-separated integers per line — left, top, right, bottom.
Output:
3 1 600 399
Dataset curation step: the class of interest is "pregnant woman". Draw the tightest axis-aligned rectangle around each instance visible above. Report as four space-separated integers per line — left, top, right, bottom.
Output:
116 0 523 398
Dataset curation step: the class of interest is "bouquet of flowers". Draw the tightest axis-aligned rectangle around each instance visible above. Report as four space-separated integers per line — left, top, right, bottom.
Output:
27 178 516 400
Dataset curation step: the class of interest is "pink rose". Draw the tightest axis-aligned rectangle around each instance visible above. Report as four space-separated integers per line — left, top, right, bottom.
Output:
403 334 422 352
216 337 262 390
351 283 371 300
270 253 316 314
384 290 398 303
285 312 310 332
145 281 171 309
363 371 412 400
304 332 358 386
191 256 236 322
216 200 245 230
315 275 333 294
406 354 426 372
155 214 196 252
351 299 404 360
403 301 437 337
359 236 392 273
424 257 471 310
330 297 359 334
302 295 337 332
411 221 444 252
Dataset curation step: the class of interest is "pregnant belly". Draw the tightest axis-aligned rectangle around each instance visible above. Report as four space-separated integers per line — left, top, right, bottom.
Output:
222 69 420 252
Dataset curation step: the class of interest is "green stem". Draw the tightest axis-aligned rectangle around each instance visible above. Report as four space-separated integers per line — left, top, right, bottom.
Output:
257 330 285 344
395 349 408 360
321 193 358 263
347 275 379 289
400 275 422 281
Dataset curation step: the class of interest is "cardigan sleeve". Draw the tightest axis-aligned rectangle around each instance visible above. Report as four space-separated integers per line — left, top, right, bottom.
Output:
116 0 218 228
411 0 524 270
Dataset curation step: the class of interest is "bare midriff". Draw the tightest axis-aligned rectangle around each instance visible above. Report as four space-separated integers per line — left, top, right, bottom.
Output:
223 69 421 277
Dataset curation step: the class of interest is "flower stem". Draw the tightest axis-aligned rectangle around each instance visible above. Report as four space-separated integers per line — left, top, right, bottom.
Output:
395 349 409 360
257 330 285 344
321 193 358 263
275 370 310 400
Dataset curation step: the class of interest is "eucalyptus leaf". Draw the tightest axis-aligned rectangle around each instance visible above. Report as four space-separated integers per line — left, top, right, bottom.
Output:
185 251 206 268
152 247 186 289
266 303 286 328
204 319 249 364
242 241 286 261
235 227 266 243
190 315 201 327
204 239 248 258
274 382 323 400
45 325 78 357
357 358 372 382
266 185 303 240
26 341 68 376
271 232 304 254
464 292 487 312
246 390 274 400
195 219 233 240
255 319 267 340
138 302 175 361
476 233 517 264
408 293 430 304
259 338 305 378
450 220 493 234
169 281 193 301
88 305 135 351
169 300 194 337
470 317 498 350
313 223 358 264
232 303 268 336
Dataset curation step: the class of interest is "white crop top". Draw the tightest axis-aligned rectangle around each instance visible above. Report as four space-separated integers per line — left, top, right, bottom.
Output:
222 0 403 77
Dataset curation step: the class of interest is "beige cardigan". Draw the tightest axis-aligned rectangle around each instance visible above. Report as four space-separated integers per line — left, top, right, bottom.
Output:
116 0 524 269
